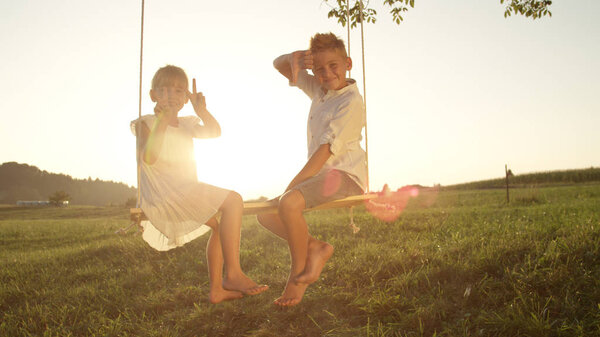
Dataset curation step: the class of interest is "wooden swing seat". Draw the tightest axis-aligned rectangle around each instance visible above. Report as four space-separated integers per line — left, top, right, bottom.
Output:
129 193 378 223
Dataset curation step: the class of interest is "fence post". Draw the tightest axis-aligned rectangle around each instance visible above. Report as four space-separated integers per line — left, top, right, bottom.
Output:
505 164 510 204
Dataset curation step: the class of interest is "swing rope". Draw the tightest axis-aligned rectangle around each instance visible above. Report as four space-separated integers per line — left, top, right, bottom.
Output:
116 0 145 234
346 0 369 193
135 0 145 208
358 0 370 193
346 0 351 78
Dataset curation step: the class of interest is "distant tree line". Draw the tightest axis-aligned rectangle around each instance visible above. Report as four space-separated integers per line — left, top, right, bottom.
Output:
443 167 600 190
0 162 136 206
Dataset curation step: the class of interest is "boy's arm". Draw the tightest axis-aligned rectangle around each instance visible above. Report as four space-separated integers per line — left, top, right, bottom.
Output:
285 143 331 192
273 50 313 84
188 78 221 138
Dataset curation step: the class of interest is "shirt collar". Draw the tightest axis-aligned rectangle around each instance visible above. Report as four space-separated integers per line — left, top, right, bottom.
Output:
322 78 357 99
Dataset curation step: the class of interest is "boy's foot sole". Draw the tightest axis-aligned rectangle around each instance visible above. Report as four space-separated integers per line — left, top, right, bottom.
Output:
295 241 334 284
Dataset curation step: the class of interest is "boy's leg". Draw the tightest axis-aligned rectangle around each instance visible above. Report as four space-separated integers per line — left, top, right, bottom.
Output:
278 170 362 287
258 170 361 305
274 189 310 306
257 211 333 285
218 191 268 295
204 218 244 303
256 211 288 239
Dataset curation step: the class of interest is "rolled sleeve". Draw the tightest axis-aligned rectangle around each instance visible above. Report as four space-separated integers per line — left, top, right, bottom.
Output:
294 70 322 100
319 128 343 155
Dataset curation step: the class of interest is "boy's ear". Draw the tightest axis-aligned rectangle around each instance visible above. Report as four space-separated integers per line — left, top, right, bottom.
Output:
346 57 353 71
149 89 158 102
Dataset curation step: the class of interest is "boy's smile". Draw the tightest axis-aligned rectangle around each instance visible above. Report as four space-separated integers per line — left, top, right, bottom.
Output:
311 49 352 91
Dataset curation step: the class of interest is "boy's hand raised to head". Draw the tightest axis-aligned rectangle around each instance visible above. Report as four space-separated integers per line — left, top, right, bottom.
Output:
290 50 313 84
188 78 208 117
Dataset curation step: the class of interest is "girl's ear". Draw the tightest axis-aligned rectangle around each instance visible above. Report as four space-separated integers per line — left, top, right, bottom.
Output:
346 57 353 71
149 89 158 102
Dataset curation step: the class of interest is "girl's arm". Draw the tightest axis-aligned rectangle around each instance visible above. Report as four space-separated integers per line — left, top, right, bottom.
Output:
140 115 170 165
188 78 221 138
285 143 331 192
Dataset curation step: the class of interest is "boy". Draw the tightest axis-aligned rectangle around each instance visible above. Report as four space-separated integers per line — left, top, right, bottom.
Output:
258 33 367 306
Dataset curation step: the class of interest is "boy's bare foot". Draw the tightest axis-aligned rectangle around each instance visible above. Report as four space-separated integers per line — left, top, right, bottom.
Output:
223 273 269 296
208 288 244 304
295 240 334 284
273 278 309 307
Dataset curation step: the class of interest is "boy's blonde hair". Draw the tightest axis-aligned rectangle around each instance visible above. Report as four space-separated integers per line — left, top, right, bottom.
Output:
309 32 348 58
151 65 189 90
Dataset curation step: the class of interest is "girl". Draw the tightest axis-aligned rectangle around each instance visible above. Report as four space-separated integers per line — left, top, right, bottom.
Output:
131 65 268 303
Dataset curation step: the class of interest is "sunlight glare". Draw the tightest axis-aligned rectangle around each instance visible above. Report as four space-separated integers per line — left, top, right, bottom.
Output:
365 184 439 222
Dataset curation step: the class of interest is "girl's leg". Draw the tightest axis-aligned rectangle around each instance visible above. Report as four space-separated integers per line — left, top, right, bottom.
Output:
219 191 268 295
205 217 243 304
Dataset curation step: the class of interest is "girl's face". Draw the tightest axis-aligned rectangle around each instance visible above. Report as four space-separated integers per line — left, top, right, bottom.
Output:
150 78 189 114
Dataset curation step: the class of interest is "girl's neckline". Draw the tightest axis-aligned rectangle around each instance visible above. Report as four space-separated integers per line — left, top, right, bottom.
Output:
152 115 179 128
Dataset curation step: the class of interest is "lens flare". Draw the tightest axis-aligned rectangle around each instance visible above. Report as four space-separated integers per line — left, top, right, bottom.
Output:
322 169 342 197
365 184 439 222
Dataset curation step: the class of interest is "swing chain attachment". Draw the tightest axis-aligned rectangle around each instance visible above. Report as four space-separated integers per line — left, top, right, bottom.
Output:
349 206 361 234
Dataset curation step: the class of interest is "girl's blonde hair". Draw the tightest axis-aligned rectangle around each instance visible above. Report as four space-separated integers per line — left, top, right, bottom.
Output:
309 32 348 57
151 65 189 90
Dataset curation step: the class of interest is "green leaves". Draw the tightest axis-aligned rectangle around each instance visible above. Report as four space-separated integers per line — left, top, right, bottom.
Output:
325 0 378 28
501 0 553 19
324 0 552 28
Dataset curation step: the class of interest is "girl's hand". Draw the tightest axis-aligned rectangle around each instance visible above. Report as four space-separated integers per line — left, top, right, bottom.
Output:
188 78 207 117
154 87 176 122
290 50 313 84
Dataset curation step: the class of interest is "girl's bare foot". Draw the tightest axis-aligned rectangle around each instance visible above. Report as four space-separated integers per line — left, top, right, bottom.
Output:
223 273 269 296
273 277 308 307
208 288 243 304
295 240 334 284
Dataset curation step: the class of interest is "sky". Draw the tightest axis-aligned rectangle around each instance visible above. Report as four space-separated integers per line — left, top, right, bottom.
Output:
1 0 599 200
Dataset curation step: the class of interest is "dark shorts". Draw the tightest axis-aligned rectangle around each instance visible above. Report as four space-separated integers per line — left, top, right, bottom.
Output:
285 169 364 209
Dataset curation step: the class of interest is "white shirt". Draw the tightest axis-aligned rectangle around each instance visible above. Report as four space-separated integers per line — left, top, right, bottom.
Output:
294 70 368 191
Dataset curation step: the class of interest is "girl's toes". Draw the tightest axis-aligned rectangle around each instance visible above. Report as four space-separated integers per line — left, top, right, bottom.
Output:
246 284 269 295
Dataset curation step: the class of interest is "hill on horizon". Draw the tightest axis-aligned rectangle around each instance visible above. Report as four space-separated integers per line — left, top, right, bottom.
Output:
0 162 135 206
2 162 598 206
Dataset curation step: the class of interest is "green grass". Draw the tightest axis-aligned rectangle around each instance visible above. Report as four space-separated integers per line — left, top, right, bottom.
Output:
1 185 600 336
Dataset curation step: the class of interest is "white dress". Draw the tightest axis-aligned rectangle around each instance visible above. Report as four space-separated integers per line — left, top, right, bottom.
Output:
131 115 229 251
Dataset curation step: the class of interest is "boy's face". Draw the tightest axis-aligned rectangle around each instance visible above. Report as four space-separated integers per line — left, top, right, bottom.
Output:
150 78 189 113
311 49 352 91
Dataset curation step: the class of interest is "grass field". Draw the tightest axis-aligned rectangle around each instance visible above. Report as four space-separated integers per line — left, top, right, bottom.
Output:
1 184 599 336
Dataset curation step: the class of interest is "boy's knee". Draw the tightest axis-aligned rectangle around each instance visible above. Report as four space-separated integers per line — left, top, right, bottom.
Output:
279 190 305 214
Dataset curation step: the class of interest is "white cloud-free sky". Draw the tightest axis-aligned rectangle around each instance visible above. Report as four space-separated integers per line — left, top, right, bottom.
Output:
1 0 598 200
